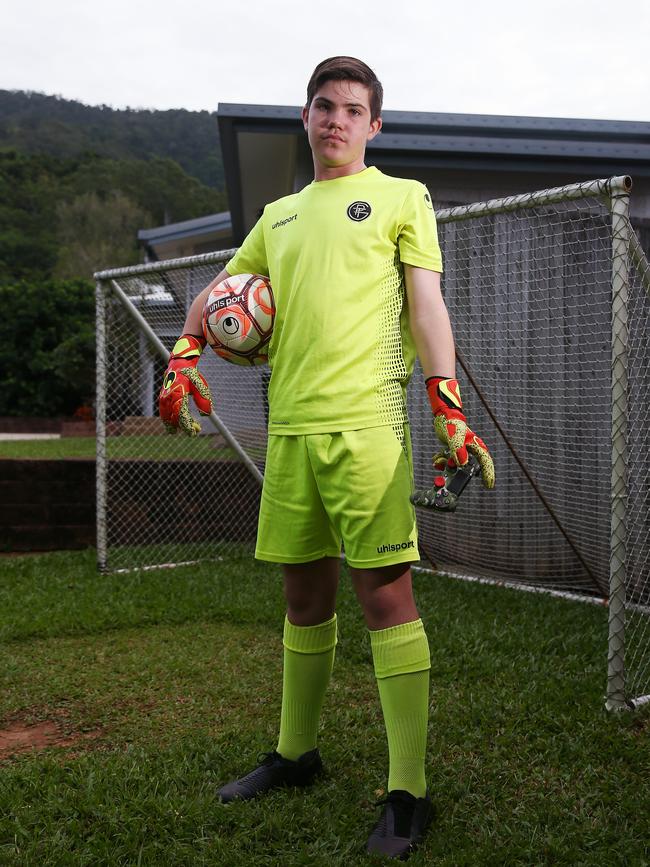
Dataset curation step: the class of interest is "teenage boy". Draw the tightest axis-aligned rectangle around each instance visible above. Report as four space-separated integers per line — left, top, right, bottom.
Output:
159 56 494 860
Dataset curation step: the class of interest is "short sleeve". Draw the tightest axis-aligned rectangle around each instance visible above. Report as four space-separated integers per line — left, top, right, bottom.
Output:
226 215 269 277
397 183 443 272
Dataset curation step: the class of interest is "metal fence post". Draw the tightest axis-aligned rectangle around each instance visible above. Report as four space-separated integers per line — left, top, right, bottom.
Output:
95 279 108 572
607 176 633 710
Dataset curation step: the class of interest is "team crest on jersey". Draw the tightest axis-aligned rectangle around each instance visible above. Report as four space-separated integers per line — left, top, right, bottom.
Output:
347 201 372 222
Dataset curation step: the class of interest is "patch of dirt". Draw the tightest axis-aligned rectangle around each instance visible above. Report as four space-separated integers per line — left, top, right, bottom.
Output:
0 720 103 759
630 714 650 735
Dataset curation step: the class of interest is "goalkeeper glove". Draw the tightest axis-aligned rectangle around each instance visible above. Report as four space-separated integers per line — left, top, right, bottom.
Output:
159 334 212 436
425 375 495 489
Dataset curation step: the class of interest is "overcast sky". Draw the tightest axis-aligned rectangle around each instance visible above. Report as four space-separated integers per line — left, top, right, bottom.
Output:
1 0 649 122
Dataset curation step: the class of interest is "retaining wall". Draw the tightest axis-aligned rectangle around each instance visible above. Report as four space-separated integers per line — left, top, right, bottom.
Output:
0 459 258 552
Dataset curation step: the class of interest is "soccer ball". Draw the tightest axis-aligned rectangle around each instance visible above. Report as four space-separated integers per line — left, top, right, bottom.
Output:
202 273 275 365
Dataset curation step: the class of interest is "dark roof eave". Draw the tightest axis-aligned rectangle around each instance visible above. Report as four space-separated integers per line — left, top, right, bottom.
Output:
138 211 232 244
370 148 650 177
367 134 650 162
217 102 650 140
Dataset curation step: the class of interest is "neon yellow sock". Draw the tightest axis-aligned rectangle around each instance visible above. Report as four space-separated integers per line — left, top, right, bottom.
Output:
370 618 431 799
277 614 337 761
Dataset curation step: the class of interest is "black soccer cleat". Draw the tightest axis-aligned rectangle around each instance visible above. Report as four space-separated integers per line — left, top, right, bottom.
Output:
366 789 435 860
216 748 323 803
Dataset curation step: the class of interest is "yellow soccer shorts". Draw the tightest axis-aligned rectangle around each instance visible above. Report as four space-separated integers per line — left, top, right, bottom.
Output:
255 424 420 569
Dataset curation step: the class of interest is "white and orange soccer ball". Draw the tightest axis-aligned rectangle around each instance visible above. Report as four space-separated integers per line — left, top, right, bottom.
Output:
202 273 275 365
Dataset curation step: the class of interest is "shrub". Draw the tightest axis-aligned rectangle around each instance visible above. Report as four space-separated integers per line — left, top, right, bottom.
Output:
0 278 95 416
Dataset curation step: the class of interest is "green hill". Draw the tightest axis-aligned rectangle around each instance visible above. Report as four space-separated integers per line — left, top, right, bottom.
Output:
0 91 229 283
0 90 224 189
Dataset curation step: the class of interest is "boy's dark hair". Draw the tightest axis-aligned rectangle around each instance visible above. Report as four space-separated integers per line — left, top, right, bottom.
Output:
306 56 383 121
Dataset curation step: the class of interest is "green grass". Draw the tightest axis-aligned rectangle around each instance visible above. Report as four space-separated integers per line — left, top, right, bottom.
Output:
0 436 239 461
0 437 97 460
0 550 648 865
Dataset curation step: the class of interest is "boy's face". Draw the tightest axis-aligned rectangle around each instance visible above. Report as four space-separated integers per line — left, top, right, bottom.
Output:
302 79 382 174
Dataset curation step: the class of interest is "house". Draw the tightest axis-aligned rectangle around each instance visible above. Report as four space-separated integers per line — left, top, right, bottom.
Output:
139 105 650 259
138 211 234 262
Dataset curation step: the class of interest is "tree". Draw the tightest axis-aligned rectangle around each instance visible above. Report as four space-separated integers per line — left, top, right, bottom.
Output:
0 150 227 284
54 190 153 278
66 155 227 225
0 150 62 282
0 279 95 416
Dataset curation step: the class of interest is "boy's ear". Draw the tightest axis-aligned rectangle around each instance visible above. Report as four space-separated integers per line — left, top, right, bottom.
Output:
367 116 382 141
301 105 309 130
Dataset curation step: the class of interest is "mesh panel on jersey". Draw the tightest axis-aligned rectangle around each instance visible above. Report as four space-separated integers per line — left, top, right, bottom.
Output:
374 255 409 425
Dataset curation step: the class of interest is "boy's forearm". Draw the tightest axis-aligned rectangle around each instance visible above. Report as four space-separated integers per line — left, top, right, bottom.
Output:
410 304 455 380
404 265 455 379
183 268 230 335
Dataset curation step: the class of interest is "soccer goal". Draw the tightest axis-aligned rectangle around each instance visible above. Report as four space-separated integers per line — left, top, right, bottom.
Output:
95 175 650 711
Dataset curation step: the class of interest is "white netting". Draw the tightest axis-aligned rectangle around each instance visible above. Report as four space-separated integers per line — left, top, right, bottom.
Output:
95 178 649 706
410 195 612 597
625 231 650 703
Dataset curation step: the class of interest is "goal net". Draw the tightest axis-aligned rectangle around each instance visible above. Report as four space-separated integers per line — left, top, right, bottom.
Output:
95 176 649 710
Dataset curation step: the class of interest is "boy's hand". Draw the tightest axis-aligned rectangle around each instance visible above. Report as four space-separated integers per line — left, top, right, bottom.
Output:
426 376 495 489
159 335 212 436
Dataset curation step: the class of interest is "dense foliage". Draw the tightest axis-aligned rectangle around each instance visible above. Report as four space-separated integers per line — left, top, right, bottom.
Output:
0 91 229 417
0 279 95 416
0 150 227 283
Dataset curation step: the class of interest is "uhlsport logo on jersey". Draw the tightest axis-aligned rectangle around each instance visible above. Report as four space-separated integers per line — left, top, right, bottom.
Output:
347 201 372 222
272 213 298 230
376 540 415 554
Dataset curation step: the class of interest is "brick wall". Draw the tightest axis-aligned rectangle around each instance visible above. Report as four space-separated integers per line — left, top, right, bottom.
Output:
0 418 66 434
0 418 95 436
0 460 95 552
105 460 259 547
0 459 259 553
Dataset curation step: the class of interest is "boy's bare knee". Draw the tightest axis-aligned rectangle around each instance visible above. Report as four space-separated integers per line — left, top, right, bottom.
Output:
351 564 419 630
283 558 339 626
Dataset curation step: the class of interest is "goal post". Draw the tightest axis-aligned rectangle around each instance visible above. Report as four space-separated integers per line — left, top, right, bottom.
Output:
606 181 632 710
95 176 650 710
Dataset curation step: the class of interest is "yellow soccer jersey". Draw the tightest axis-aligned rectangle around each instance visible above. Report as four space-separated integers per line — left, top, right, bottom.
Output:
226 166 442 435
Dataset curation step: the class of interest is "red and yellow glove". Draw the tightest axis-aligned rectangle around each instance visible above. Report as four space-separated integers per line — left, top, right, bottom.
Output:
158 334 212 436
425 375 495 489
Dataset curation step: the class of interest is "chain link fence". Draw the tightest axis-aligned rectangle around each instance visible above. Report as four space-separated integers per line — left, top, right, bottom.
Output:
622 230 650 707
95 251 265 574
95 176 649 710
